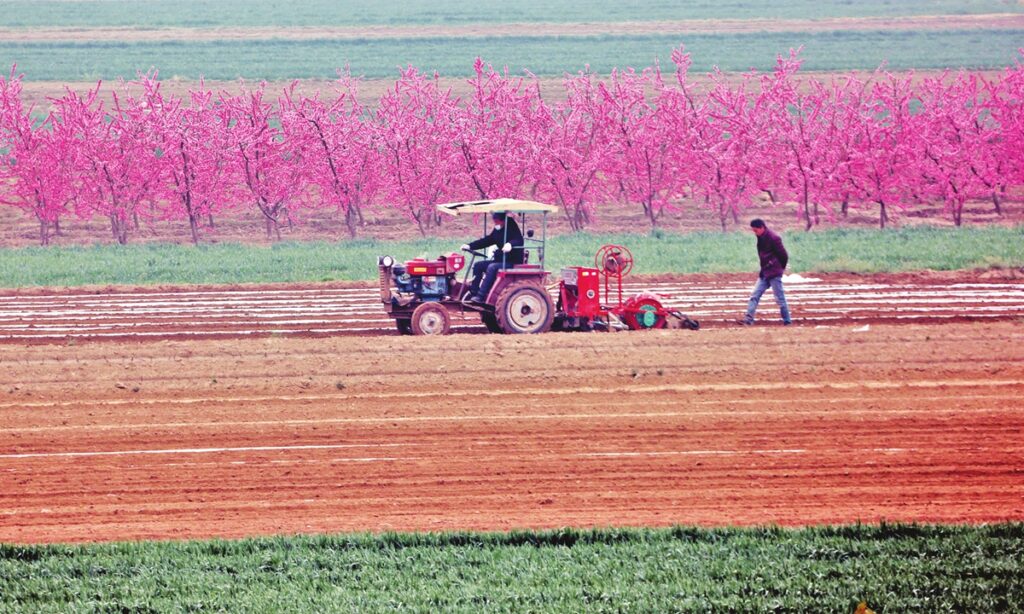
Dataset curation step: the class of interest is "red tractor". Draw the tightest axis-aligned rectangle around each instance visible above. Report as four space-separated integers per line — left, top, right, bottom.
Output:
378 199 698 335
378 199 556 335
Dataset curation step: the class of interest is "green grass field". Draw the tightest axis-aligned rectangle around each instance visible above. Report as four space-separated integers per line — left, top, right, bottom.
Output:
0 226 1019 288
0 0 1019 28
2 524 1022 613
4 29 1022 81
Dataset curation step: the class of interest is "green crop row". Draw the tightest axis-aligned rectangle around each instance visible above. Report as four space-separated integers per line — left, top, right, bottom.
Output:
3 29 1022 82
0 0 1019 28
0 225 1020 288
2 524 1022 613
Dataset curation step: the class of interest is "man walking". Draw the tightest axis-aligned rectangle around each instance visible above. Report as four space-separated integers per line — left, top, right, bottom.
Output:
740 218 792 326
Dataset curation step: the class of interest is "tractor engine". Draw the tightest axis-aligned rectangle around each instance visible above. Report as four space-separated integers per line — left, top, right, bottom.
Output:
383 253 465 302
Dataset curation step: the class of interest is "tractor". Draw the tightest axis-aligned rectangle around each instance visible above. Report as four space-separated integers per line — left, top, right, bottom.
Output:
378 199 556 335
377 199 698 335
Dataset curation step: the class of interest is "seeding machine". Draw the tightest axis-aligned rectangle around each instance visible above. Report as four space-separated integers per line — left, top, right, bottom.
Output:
377 199 699 335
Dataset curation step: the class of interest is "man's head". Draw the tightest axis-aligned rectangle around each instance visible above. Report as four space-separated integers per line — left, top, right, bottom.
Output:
749 218 766 236
492 211 507 229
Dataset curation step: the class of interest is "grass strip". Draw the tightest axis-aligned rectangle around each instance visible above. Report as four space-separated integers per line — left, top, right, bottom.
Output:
3 29 1022 81
2 523 1022 613
0 0 1019 28
0 225 1020 288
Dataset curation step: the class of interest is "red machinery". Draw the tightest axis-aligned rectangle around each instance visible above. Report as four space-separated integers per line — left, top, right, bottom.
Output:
554 244 699 331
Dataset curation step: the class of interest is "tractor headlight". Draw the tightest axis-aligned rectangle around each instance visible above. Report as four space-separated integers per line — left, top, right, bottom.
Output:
380 255 395 268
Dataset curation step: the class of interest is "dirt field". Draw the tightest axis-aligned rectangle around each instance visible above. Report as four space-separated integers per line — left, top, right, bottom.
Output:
0 274 1021 544
0 272 1021 341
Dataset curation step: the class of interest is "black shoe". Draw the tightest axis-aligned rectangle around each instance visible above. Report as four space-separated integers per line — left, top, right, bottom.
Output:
783 321 792 326
735 319 754 326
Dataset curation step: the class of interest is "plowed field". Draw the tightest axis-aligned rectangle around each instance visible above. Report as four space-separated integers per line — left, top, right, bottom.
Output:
1 273 1022 543
0 272 1021 341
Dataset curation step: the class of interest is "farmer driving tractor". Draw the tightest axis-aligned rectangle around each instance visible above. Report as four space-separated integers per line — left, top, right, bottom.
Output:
461 211 525 303
377 198 698 336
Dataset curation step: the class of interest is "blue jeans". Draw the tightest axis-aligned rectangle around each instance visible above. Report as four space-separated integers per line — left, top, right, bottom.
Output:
469 260 510 300
745 275 791 324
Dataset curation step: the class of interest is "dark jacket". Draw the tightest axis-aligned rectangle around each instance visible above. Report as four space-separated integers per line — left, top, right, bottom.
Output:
469 216 525 265
756 227 788 279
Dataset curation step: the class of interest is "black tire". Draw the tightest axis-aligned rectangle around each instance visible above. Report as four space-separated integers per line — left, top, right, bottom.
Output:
480 312 502 334
495 283 554 334
410 302 451 336
396 319 412 335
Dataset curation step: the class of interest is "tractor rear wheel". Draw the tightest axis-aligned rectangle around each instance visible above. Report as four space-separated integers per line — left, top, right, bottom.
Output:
411 302 451 335
495 283 554 334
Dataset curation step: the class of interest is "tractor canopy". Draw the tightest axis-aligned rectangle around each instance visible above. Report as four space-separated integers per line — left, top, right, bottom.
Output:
435 198 559 217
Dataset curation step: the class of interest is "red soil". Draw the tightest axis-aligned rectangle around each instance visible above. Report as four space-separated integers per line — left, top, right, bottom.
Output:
1 316 1021 544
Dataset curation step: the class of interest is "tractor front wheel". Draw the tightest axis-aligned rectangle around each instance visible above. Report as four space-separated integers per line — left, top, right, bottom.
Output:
411 302 451 335
495 283 554 334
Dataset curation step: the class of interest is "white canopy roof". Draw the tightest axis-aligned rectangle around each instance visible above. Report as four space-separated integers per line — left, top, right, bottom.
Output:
435 198 559 216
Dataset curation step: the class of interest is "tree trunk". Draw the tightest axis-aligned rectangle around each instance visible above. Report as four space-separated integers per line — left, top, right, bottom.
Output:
643 200 658 229
39 219 50 246
188 214 201 245
111 214 129 245
563 203 586 232
412 210 427 237
878 201 888 230
574 206 589 232
992 191 1002 216
265 217 281 241
345 205 359 239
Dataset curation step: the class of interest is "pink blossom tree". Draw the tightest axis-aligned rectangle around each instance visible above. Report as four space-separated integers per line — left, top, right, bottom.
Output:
760 50 869 230
533 68 612 231
914 71 993 226
691 67 773 231
147 78 237 244
454 58 545 200
984 52 1024 207
0 66 73 245
846 71 920 228
598 58 688 229
279 73 379 239
52 77 165 244
375 67 462 235
224 82 308 240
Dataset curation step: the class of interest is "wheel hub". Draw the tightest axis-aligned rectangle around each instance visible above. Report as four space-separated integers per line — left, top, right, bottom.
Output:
509 294 543 329
419 311 445 334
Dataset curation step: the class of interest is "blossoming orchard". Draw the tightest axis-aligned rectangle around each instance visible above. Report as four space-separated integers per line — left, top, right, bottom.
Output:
1 47 1022 245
